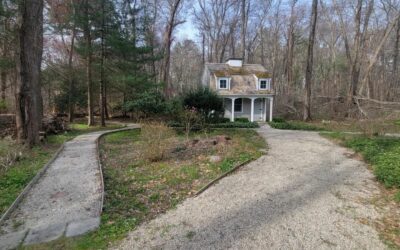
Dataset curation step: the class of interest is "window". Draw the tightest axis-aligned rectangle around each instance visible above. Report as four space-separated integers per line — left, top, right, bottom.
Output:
218 77 229 89
259 78 271 90
234 98 243 112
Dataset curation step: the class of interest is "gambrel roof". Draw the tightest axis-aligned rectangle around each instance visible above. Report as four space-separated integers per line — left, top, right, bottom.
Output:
203 63 273 95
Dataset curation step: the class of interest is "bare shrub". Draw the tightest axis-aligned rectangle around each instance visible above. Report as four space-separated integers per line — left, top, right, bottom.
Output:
360 120 387 137
0 137 25 173
180 107 203 141
140 122 176 162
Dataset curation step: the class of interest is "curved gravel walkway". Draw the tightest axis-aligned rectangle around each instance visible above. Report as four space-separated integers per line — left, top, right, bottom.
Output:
0 124 139 249
116 125 385 250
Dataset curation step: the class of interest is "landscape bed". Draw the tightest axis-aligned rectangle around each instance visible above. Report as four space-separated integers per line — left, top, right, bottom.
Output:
25 127 266 249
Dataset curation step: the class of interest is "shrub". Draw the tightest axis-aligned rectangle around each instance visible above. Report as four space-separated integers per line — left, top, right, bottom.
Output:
210 122 259 128
269 120 324 131
165 97 183 119
359 122 386 137
124 90 166 116
272 117 285 123
183 87 224 122
140 122 176 161
0 138 25 173
235 118 249 123
0 100 7 113
179 108 204 140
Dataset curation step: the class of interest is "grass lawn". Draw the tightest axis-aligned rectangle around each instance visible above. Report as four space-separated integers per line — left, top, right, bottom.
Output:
0 122 123 218
25 128 266 249
321 132 400 248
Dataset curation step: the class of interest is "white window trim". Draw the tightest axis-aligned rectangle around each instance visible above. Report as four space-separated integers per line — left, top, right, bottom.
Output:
258 78 271 90
217 77 230 90
234 98 243 113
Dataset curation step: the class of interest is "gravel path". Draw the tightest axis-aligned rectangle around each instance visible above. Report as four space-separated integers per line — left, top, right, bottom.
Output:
116 125 385 250
0 125 139 249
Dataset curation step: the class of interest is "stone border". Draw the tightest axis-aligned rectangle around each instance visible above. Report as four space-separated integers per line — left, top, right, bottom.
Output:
195 159 252 196
95 126 140 216
0 144 65 226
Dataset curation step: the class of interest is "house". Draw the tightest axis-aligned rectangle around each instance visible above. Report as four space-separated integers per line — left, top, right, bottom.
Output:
202 58 274 122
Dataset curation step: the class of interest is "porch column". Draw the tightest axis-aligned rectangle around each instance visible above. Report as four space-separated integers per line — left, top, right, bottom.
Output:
250 98 255 122
264 98 267 122
231 98 236 122
269 97 274 122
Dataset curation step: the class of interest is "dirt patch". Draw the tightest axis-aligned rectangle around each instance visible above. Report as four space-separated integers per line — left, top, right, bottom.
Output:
172 135 232 160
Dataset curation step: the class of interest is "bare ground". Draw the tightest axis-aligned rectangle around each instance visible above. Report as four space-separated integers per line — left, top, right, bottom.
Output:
115 125 386 250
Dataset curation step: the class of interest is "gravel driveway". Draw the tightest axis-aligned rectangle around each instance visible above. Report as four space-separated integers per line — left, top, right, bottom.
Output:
115 125 385 249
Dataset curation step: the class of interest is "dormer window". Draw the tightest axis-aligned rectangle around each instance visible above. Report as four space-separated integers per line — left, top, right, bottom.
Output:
217 77 230 90
259 78 271 90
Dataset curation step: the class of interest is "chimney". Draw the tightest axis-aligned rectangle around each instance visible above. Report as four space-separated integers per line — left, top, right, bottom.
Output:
226 58 243 67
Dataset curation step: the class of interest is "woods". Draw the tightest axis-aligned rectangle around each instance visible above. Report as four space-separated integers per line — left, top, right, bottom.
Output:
0 0 400 145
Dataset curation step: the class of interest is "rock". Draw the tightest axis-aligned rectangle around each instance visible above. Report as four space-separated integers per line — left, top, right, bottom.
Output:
209 155 222 163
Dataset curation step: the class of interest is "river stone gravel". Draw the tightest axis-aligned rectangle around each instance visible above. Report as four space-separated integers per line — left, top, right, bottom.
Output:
115 125 385 250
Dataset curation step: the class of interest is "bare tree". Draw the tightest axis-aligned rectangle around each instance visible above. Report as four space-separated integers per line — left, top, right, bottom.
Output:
303 0 318 121
162 0 184 97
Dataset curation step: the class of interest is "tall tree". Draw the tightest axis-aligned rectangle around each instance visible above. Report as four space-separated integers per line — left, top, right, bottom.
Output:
82 0 94 126
99 0 106 127
240 0 247 61
303 0 318 121
162 0 184 97
15 0 44 145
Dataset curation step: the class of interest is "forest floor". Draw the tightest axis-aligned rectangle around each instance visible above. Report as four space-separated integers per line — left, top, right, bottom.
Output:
112 125 387 249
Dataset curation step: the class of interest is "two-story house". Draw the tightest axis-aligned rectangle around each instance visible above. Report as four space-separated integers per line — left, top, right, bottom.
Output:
202 58 274 122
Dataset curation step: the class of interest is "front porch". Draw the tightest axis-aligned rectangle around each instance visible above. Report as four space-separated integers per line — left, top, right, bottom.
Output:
222 95 274 122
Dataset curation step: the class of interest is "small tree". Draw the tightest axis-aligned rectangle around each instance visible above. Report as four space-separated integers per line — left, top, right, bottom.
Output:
180 107 203 141
183 87 224 122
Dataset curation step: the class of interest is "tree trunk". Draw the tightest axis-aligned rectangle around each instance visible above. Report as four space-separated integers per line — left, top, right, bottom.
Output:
15 0 44 146
240 0 246 61
162 0 182 98
286 1 296 86
391 17 400 98
83 0 94 126
67 12 76 123
348 0 362 104
303 0 318 121
99 0 106 127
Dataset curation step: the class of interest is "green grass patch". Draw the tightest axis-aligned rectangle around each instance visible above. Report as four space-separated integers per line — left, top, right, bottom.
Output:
395 191 400 203
29 128 266 249
0 122 124 218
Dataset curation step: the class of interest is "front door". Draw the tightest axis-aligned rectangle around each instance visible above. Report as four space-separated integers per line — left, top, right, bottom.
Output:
256 99 264 121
